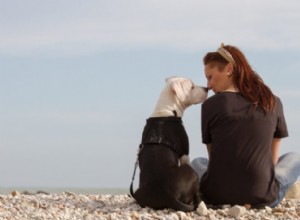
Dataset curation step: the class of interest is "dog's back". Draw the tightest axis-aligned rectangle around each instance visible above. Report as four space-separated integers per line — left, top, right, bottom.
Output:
131 117 200 211
140 117 189 155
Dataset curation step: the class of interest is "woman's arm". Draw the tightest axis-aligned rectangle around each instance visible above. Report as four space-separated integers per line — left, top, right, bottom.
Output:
206 144 212 160
271 138 281 165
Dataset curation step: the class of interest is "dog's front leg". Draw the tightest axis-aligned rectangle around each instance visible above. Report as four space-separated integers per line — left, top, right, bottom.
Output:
180 155 190 165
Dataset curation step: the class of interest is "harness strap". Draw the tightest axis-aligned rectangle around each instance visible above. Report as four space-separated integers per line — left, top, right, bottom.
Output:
143 137 178 154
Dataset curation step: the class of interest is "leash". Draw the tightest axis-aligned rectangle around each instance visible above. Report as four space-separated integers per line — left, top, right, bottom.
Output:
172 110 177 117
130 144 143 197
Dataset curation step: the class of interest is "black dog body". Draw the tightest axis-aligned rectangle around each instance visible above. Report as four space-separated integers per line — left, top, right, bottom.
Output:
132 117 200 211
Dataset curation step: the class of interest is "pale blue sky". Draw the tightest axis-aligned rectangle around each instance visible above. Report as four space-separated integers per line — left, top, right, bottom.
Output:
0 0 300 189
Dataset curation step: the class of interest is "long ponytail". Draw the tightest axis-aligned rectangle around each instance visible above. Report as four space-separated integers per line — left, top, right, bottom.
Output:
203 45 275 112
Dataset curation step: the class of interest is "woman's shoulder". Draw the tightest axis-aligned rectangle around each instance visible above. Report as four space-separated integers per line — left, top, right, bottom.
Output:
203 92 241 105
273 95 284 111
274 95 282 103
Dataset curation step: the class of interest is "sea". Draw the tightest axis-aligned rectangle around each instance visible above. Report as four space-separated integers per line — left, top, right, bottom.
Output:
0 187 129 195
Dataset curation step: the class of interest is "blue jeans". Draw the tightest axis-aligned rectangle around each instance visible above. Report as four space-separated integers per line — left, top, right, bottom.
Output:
191 152 300 208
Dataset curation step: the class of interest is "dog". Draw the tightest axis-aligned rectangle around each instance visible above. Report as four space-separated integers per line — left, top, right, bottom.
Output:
130 76 208 211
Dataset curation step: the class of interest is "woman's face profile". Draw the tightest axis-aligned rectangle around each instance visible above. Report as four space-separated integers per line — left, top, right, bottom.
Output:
204 63 233 93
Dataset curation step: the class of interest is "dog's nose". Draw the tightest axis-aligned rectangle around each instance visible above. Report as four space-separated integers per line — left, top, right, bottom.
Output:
203 87 209 92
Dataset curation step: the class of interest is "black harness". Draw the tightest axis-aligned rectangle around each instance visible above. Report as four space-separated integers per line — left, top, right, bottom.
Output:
130 111 184 197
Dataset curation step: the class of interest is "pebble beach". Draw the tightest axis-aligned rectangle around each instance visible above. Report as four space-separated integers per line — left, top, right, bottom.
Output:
1 190 300 220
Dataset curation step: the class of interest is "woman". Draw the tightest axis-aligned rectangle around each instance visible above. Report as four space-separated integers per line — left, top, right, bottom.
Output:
191 43 300 208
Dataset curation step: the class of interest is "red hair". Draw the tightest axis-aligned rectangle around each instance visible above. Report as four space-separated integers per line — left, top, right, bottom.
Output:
203 45 275 112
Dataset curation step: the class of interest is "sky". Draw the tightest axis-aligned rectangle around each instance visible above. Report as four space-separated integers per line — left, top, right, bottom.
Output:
1 0 300 190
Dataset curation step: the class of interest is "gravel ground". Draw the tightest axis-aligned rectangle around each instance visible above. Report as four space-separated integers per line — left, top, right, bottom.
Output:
0 191 300 220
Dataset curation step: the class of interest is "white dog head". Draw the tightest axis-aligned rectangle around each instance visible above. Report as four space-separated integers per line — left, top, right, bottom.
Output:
152 77 208 117
166 76 208 105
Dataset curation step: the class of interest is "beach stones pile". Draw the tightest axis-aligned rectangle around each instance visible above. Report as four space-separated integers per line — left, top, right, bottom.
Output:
0 191 300 220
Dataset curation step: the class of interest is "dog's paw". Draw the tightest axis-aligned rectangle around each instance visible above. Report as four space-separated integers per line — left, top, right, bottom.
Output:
180 155 190 165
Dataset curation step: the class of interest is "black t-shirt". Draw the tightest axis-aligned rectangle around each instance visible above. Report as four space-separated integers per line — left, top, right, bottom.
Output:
200 92 288 208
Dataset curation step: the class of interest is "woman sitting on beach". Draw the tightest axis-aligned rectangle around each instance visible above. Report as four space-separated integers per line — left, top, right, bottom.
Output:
191 43 300 208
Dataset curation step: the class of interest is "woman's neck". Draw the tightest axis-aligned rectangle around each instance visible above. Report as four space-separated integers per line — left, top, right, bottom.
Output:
222 86 239 93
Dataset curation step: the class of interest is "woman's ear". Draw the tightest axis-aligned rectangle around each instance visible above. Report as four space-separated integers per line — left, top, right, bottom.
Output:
225 63 233 76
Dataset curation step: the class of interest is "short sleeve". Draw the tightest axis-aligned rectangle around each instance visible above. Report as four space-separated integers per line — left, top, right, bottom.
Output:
273 97 289 138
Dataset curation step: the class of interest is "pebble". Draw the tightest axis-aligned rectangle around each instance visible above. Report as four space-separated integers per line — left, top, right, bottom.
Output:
0 192 299 219
228 205 246 217
196 201 208 216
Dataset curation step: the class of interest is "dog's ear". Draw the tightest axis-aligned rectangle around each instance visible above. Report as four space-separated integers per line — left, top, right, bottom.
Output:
165 76 178 83
171 79 192 102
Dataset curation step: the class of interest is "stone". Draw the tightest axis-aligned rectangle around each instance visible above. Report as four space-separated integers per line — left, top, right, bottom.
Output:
196 201 208 216
176 211 187 220
11 191 20 197
166 213 179 220
64 191 77 196
208 214 218 220
228 205 246 218
131 211 139 219
262 216 272 220
265 206 272 214
272 207 285 213
244 203 251 209
221 204 231 209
